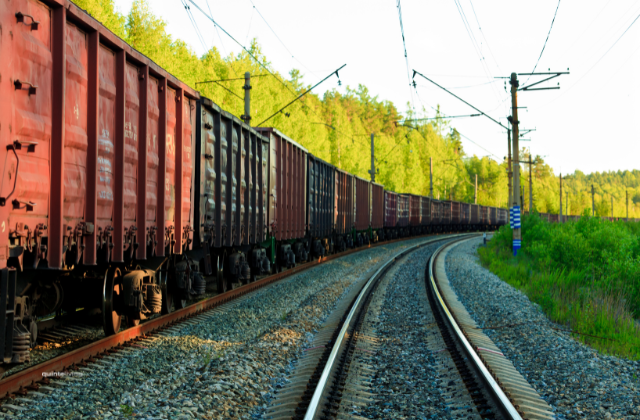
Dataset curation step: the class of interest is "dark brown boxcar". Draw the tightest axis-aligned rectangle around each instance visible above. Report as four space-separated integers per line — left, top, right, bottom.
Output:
409 195 421 226
398 194 410 228
449 201 461 224
460 203 470 226
256 128 308 242
431 200 442 226
481 206 489 226
489 207 497 226
384 191 398 228
442 201 452 225
371 183 384 230
355 176 370 231
307 154 335 240
420 196 431 226
470 204 480 225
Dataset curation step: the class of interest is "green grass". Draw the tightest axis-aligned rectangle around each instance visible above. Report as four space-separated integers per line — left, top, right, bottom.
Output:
479 212 640 359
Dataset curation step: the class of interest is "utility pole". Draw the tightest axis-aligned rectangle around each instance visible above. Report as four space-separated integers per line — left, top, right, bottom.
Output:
559 173 563 223
626 190 629 221
507 129 513 214
369 133 375 182
429 157 433 198
528 154 533 213
474 174 478 204
241 72 251 123
591 185 595 216
509 73 522 255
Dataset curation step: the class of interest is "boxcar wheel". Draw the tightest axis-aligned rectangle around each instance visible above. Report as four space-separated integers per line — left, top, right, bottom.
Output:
103 267 122 336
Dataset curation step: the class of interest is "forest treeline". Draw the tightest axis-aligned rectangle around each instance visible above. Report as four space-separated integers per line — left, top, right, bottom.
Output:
75 0 640 217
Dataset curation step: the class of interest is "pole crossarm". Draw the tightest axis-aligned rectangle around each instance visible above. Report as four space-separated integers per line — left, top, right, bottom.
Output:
518 71 569 91
257 64 346 126
412 70 509 130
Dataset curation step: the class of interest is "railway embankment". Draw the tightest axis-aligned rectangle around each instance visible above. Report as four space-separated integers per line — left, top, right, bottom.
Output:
448 237 640 420
478 214 640 358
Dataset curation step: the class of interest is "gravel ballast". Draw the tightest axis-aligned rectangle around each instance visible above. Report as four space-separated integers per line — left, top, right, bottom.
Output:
445 237 640 420
5 237 433 420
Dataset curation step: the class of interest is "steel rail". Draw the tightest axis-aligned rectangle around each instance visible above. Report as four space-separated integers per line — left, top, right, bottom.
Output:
0 233 448 400
302 234 471 420
428 239 522 420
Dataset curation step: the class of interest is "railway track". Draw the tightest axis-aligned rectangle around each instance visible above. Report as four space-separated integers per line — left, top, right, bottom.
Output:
266 235 555 420
0 234 444 405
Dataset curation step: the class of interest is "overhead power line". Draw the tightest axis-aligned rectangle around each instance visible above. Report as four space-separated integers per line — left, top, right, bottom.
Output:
524 0 562 85
396 0 415 111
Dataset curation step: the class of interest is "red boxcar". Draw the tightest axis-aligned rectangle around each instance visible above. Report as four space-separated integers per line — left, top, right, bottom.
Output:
256 128 307 241
397 194 410 228
371 183 384 229
384 191 398 227
497 208 508 226
355 176 370 231
335 169 355 235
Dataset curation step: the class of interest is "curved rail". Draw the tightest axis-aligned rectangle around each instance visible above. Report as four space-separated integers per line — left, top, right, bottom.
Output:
302 234 471 420
428 239 522 420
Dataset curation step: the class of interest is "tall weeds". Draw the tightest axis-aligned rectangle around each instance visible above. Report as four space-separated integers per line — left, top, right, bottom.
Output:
479 213 640 359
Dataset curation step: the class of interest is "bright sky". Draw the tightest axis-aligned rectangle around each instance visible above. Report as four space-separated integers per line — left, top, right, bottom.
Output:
114 0 640 176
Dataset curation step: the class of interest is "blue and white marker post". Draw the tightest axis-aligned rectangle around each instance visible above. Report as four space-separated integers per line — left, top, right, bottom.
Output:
510 205 521 256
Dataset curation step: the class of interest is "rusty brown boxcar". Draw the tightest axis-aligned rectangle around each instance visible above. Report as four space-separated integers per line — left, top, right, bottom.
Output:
256 127 308 269
497 208 508 226
354 176 370 244
335 169 355 250
442 201 452 227
307 154 335 257
0 0 210 357
397 194 410 236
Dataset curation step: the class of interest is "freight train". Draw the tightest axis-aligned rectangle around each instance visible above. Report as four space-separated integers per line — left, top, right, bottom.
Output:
0 1 507 364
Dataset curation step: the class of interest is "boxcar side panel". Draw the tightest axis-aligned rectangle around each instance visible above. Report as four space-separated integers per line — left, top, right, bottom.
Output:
371 183 384 229
355 177 370 231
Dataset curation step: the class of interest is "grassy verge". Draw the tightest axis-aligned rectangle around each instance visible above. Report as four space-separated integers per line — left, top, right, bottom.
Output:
478 213 640 359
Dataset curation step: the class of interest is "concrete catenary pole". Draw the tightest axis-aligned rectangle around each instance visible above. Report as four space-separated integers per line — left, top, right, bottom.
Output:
474 174 478 204
592 184 595 216
370 133 375 182
627 190 629 221
510 73 521 255
242 72 251 123
559 173 563 223
529 154 533 213
429 157 433 198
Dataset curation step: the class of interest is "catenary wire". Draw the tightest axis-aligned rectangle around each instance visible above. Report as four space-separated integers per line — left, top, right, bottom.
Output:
396 0 416 111
523 0 561 86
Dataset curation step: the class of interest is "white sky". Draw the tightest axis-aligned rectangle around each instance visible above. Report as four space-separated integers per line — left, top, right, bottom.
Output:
114 0 640 176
